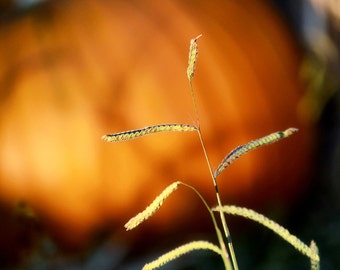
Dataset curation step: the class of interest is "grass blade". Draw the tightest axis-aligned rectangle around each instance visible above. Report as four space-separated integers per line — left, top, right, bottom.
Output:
214 128 298 177
213 205 320 262
143 241 222 270
102 124 197 142
125 181 181 230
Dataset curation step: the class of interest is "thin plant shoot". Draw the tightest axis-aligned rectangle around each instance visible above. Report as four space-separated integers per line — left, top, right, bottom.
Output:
102 36 320 270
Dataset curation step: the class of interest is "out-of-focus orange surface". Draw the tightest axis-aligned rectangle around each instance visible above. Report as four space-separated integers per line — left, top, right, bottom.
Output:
0 0 314 245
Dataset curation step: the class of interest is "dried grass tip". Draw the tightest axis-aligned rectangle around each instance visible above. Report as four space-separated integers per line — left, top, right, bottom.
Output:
214 128 298 177
102 124 197 142
187 34 202 80
125 181 181 230
310 241 320 270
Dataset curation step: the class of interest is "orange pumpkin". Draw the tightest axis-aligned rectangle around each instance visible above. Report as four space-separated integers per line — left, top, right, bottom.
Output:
0 0 314 246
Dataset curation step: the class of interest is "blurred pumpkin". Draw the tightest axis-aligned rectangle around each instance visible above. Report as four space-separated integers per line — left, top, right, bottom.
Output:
0 0 314 246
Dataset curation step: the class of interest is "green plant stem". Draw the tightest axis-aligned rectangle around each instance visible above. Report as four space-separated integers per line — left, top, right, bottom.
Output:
197 129 238 270
188 80 238 270
181 182 232 270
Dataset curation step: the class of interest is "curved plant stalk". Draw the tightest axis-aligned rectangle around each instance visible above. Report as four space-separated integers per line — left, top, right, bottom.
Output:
181 182 232 270
213 205 320 263
125 178 232 269
142 241 222 270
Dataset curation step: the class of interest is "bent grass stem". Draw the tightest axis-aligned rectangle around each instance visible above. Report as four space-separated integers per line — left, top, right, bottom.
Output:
188 62 238 269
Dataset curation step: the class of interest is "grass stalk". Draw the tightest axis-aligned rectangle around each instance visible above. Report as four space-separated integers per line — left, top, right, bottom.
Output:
188 74 238 269
181 182 232 270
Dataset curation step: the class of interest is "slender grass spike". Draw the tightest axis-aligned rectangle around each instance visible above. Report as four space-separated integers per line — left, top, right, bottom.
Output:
310 241 320 270
102 124 197 142
143 241 222 270
187 34 202 80
214 128 298 177
213 205 320 262
124 181 181 230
